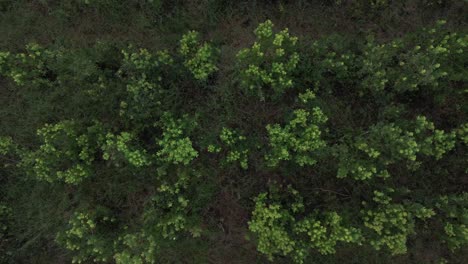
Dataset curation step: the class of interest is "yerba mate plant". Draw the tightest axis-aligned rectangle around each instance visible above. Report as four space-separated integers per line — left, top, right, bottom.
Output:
0 20 466 263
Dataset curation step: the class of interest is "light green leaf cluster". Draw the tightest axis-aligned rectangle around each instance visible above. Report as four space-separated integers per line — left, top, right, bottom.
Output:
21 121 102 184
294 212 362 256
249 187 362 263
179 30 218 81
156 114 198 165
266 108 327 167
113 170 201 263
337 124 418 181
210 127 249 169
237 20 299 100
393 23 467 92
362 190 435 255
119 48 173 122
297 89 317 104
149 172 193 239
114 232 158 264
422 129 456 159
0 43 55 87
303 34 359 93
360 21 467 95
102 132 151 167
435 193 468 251
248 192 296 260
310 37 356 84
360 37 401 94
57 210 116 264
0 136 14 156
57 170 201 264
336 116 456 180
456 123 468 145
121 47 173 73
413 116 456 159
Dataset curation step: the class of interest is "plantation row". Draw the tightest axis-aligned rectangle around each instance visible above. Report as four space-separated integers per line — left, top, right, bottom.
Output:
0 20 467 263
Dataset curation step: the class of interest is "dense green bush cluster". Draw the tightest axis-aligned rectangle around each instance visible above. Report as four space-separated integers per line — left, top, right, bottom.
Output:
56 209 116 263
179 31 218 81
208 127 250 169
237 20 300 100
20 121 105 184
0 18 466 263
118 47 174 124
265 107 327 167
361 190 435 254
249 186 363 263
335 116 457 181
435 193 468 251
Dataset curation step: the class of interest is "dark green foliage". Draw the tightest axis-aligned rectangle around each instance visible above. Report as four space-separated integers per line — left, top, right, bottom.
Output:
0 1 467 264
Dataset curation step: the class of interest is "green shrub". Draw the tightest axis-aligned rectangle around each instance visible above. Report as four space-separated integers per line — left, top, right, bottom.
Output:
361 190 435 255
335 116 456 181
249 186 362 263
20 121 105 184
118 47 174 124
56 208 117 264
208 127 250 169
179 30 218 81
237 20 299 101
102 131 151 167
266 107 327 167
156 113 198 166
435 193 468 251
